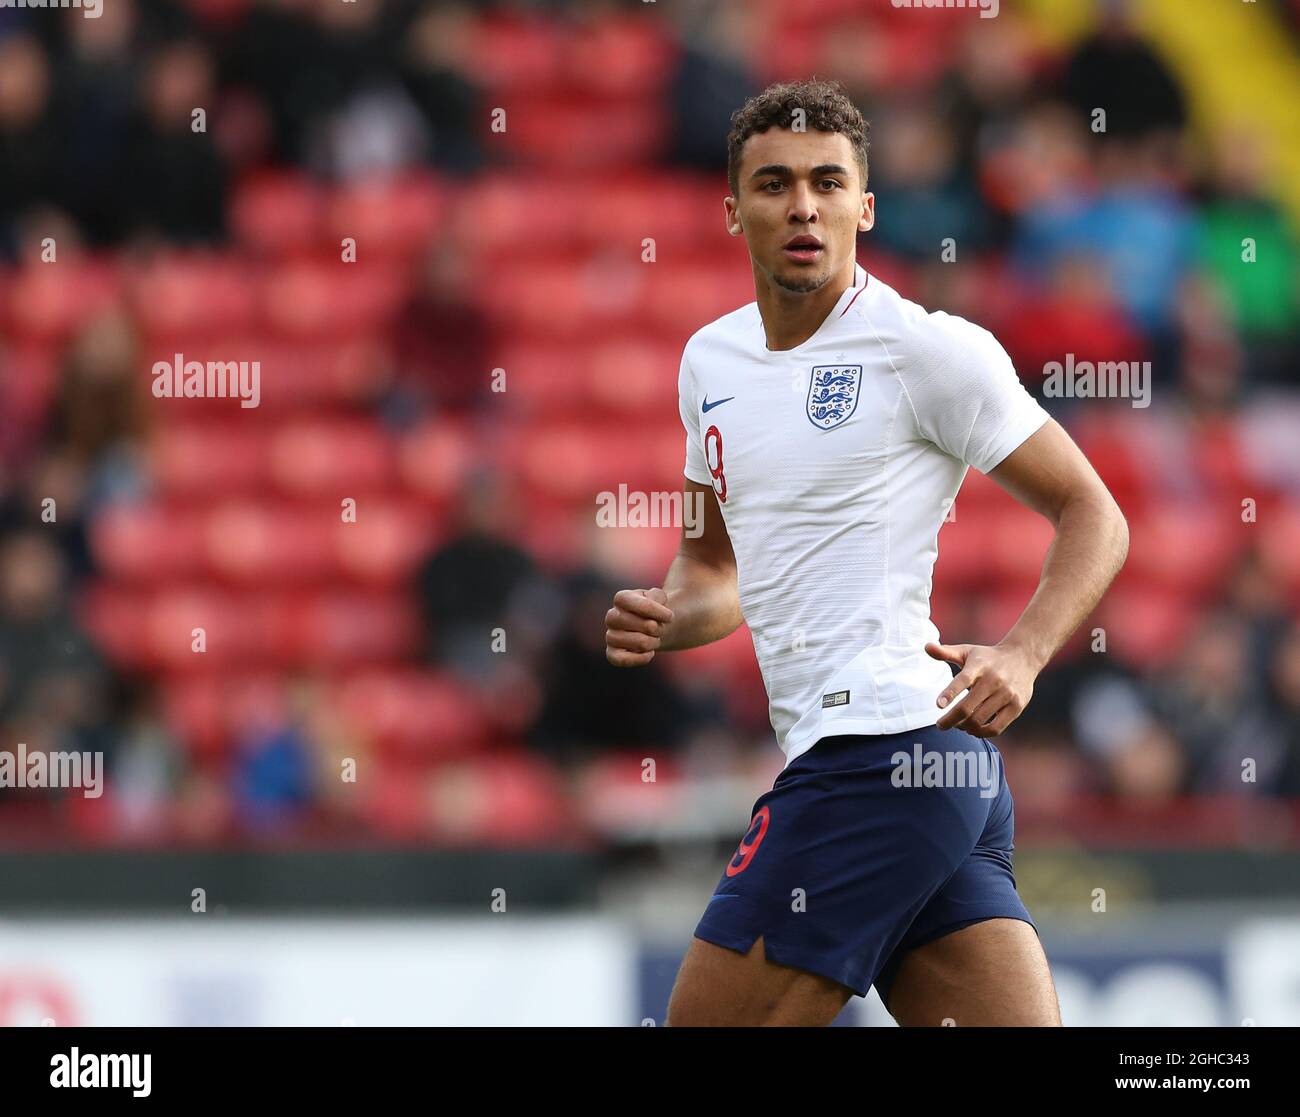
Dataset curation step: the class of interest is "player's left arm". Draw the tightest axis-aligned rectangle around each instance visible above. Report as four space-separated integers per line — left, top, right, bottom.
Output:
927 419 1129 737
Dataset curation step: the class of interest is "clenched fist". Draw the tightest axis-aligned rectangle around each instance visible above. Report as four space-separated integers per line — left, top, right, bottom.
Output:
605 587 674 667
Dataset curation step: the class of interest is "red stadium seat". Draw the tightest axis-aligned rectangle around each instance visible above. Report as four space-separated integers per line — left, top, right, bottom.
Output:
280 593 419 667
324 174 443 262
563 16 676 97
469 15 562 94
427 752 574 844
82 587 268 671
988 505 1057 586
1260 509 1300 597
1096 586 1198 670
335 671 489 760
933 516 992 591
490 340 592 414
149 423 267 494
498 97 669 169
92 503 205 582
667 626 762 691
1193 416 1256 499
259 261 406 340
462 173 583 254
364 762 434 838
128 254 258 342
1126 503 1241 597
1070 412 1159 511
642 257 755 334
487 254 642 337
574 751 685 834
334 499 438 584
0 342 60 461
509 422 664 504
364 749 576 845
572 175 709 250
201 503 338 584
1 259 121 342
229 172 326 258
251 339 391 411
267 420 396 496
147 588 278 669
585 337 681 415
397 420 477 504
161 674 283 760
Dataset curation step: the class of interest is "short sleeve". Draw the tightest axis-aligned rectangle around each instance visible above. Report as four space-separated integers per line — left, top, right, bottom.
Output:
678 349 711 485
906 315 1050 474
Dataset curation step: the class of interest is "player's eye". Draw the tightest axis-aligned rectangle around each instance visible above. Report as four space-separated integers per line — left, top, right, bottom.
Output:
818 179 842 191
761 180 785 192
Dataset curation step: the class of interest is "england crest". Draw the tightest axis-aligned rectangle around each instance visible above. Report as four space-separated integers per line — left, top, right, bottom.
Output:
806 365 862 430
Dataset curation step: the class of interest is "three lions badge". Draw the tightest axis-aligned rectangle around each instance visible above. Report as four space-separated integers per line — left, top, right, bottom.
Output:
806 365 863 430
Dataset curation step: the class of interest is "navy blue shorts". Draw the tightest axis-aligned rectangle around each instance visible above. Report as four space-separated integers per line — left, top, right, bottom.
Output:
693 724 1036 1005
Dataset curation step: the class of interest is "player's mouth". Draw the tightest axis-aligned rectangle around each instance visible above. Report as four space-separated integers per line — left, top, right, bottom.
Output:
782 235 823 264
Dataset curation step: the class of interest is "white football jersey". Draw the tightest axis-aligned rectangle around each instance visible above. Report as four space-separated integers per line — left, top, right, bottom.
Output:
678 263 1050 763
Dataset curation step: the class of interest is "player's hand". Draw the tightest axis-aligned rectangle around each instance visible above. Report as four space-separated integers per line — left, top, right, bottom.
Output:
925 641 1037 738
605 588 674 667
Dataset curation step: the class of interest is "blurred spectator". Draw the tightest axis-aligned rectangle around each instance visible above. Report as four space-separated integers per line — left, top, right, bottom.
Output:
416 471 554 674
668 0 761 173
388 236 491 419
1014 137 1196 367
229 0 406 176
869 101 990 260
1144 611 1290 794
0 34 59 260
936 17 1037 181
1224 547 1296 690
1001 252 1148 400
229 679 316 832
0 532 111 756
1197 125 1300 387
398 1 483 174
46 308 149 510
109 677 187 836
1058 0 1187 144
1072 672 1187 800
125 38 227 242
1268 623 1300 796
528 568 694 763
979 100 1091 221
49 0 143 245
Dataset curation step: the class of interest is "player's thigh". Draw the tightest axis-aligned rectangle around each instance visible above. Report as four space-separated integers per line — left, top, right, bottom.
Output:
886 917 1061 1027
666 935 852 1027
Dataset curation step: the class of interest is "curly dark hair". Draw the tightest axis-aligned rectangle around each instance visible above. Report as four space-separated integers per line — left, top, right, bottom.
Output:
726 79 869 196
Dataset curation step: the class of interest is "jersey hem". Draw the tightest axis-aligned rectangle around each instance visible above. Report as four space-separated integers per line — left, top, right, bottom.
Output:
781 709 943 766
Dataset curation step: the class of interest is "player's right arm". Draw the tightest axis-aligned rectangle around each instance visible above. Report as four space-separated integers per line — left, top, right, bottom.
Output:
605 479 742 667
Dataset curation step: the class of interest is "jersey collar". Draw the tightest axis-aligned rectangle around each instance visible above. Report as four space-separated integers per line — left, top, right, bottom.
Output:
761 262 869 354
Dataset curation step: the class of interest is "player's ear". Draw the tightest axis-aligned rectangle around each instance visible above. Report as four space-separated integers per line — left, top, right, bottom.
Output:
724 196 743 237
858 191 875 233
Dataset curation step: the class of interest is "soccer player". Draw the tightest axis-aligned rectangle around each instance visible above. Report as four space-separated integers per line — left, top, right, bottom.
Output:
604 80 1129 1026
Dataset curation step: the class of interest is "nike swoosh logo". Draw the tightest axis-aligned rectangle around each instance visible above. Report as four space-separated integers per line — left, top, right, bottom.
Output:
701 396 735 413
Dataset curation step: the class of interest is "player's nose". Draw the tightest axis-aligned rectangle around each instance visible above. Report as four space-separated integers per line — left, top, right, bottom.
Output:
787 182 819 223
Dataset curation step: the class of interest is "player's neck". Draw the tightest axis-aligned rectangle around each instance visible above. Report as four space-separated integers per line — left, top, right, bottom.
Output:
753 259 857 352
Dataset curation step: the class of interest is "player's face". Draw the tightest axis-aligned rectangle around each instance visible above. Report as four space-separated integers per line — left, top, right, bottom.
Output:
726 129 874 294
